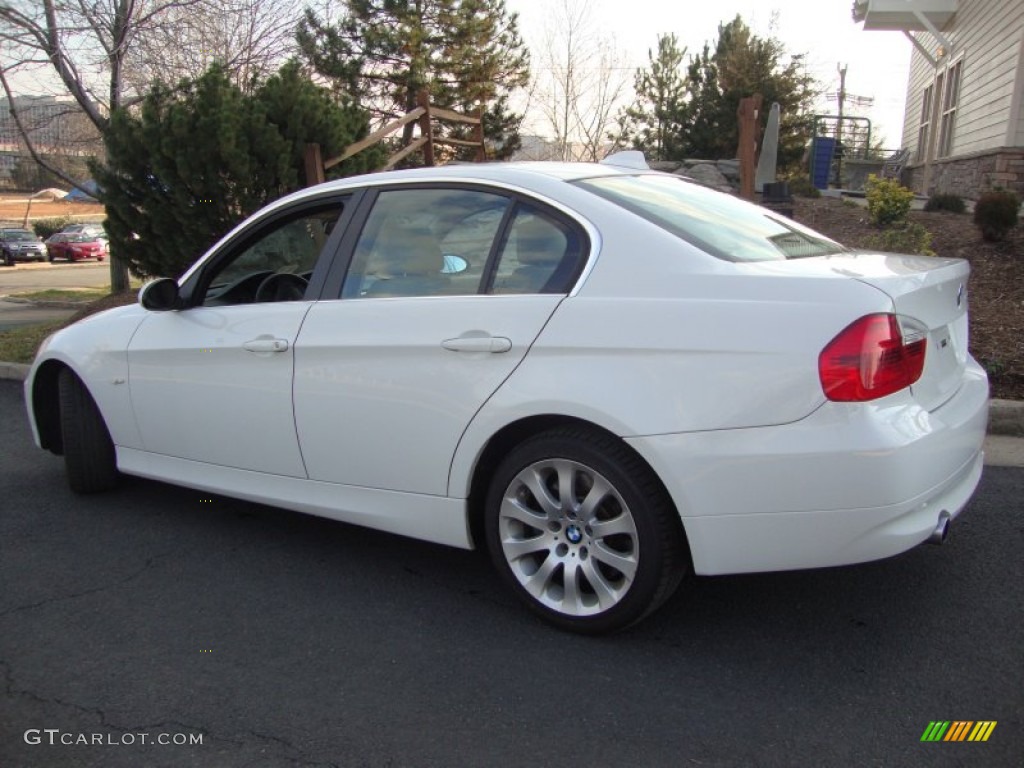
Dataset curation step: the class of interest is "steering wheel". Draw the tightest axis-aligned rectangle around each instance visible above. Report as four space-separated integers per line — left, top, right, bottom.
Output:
254 273 309 303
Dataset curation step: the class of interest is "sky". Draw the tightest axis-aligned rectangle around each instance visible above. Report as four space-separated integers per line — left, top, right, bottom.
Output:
4 0 915 151
505 0 915 148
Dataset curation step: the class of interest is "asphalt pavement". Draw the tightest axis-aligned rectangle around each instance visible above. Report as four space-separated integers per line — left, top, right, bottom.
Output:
1 380 1021 768
0 261 110 330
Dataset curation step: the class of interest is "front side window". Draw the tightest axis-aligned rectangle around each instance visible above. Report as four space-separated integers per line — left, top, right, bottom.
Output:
576 174 845 262
199 204 344 306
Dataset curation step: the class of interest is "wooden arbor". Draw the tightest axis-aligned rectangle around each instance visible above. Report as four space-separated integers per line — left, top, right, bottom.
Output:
304 90 486 186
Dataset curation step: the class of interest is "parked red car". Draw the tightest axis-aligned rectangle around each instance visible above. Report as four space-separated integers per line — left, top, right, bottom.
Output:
45 233 106 262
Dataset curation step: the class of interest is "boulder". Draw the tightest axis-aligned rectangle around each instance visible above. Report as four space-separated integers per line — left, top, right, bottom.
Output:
648 160 683 173
675 161 733 192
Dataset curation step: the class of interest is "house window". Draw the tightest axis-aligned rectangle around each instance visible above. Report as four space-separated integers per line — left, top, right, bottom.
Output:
917 84 933 163
938 59 962 158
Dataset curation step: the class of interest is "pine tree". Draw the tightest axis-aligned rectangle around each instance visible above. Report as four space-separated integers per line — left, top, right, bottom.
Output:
679 16 818 168
297 0 529 162
680 43 728 159
614 34 688 161
93 63 378 278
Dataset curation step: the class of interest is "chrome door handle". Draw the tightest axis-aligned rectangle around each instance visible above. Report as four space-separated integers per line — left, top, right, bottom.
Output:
441 335 512 354
243 337 289 353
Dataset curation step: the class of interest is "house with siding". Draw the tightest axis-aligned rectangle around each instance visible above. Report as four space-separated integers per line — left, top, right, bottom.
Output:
854 0 1024 199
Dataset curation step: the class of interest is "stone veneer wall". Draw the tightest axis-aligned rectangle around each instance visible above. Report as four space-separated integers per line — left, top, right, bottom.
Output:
905 147 1024 199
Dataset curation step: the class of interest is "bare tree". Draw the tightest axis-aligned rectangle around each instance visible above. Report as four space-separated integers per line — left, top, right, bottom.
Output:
127 0 303 94
0 0 207 288
0 0 297 289
533 0 629 161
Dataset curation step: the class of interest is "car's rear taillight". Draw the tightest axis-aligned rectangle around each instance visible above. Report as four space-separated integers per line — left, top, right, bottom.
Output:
819 313 927 402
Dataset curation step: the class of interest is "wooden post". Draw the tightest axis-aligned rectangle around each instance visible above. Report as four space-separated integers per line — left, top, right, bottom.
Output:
304 143 325 187
417 90 435 167
474 107 486 162
737 95 762 200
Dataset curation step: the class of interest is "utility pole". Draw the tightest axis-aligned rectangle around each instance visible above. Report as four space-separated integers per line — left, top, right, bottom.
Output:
836 63 847 187
829 63 875 185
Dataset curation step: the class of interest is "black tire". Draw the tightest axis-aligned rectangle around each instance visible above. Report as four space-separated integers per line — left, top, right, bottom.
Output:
58 368 118 494
3 250 12 266
484 426 689 634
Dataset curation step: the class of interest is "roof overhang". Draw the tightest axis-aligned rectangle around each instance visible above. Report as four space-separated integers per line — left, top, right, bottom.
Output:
852 0 956 32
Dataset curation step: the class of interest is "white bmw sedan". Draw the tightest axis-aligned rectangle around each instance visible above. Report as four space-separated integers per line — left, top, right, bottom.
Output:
25 158 989 633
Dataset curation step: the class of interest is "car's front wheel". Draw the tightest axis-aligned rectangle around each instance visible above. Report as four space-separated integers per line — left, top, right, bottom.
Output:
58 368 118 493
485 427 688 633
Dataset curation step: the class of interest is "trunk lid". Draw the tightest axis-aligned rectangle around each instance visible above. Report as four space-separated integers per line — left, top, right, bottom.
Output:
818 252 971 411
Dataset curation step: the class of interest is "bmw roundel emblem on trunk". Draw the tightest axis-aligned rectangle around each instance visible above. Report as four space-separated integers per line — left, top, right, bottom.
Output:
957 283 964 308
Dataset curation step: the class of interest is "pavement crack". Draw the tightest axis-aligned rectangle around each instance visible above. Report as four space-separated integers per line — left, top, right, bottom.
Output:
240 729 342 768
0 550 175 620
4 660 339 767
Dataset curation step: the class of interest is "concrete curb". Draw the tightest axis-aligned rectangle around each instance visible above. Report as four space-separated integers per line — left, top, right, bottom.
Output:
2 296 87 309
2 301 87 313
0 359 1019 436
0 362 29 381
988 399 1024 437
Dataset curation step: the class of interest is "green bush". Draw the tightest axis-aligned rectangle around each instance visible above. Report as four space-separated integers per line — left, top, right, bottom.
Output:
783 175 820 199
924 192 966 213
865 221 934 256
973 188 1020 242
31 217 73 239
95 62 381 278
865 174 915 226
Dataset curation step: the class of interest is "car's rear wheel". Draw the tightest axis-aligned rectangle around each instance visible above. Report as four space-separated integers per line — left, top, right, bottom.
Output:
485 427 688 633
58 368 118 493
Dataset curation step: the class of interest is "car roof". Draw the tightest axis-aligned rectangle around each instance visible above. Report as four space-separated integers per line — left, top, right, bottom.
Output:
314 160 649 192
263 160 661 216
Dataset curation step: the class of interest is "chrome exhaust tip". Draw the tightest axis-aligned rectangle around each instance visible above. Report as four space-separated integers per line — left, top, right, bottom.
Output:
927 511 951 545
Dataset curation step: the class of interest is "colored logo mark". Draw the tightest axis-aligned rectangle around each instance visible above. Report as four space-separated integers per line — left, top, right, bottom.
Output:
921 721 996 742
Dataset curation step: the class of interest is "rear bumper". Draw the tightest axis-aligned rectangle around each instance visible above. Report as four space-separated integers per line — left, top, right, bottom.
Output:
626 358 989 576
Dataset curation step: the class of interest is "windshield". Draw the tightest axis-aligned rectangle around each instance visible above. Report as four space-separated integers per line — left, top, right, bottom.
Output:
574 174 846 262
3 230 36 242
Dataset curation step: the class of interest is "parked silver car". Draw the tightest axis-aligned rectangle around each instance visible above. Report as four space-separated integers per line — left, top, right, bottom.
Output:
1 228 47 265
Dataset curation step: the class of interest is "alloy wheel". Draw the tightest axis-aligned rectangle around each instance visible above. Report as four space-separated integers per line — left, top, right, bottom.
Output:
498 458 639 617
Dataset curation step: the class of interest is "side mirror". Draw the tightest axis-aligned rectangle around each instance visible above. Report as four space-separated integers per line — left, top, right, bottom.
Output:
139 278 181 311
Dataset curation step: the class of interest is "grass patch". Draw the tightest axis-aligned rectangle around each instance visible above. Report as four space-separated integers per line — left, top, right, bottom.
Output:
11 287 110 303
0 320 65 364
0 288 140 365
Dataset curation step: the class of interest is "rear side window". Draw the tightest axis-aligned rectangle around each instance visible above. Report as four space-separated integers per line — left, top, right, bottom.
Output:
343 188 510 298
574 174 845 262
491 206 584 294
